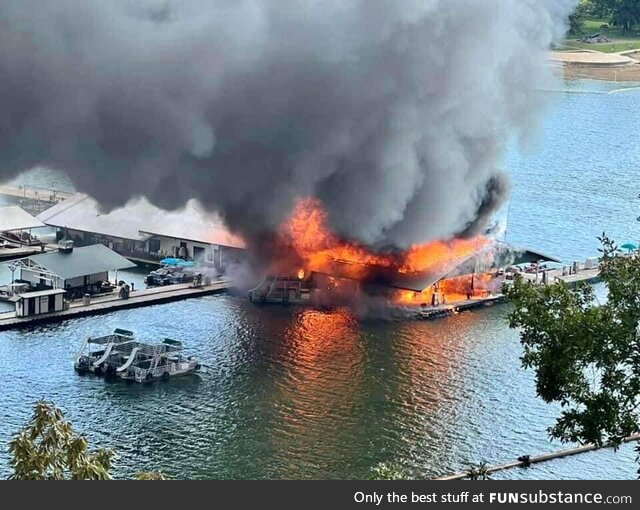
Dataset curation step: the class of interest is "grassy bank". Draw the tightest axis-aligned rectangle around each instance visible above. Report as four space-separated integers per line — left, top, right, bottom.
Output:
562 18 640 53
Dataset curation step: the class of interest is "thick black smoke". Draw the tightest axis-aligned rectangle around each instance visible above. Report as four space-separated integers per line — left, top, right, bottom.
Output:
0 0 577 248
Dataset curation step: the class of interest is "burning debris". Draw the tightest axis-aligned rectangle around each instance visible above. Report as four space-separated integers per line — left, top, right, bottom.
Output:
249 197 560 311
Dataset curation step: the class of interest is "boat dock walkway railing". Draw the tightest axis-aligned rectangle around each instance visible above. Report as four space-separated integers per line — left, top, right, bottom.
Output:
0 279 232 331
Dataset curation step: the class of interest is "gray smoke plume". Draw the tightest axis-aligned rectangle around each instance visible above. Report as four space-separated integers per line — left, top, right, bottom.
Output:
0 0 577 248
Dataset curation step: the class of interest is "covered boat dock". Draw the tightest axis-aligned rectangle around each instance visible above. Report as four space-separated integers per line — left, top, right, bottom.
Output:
7 242 136 299
0 206 49 260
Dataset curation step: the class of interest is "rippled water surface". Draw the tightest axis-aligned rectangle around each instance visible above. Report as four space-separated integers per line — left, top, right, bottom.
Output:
1 79 639 479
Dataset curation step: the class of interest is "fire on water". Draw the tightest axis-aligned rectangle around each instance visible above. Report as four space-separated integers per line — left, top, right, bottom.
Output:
277 198 498 305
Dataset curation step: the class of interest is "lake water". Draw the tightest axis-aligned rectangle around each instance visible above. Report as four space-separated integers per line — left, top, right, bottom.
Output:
0 79 639 479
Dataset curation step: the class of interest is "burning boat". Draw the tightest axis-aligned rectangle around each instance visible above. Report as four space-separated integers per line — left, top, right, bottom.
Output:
247 271 315 304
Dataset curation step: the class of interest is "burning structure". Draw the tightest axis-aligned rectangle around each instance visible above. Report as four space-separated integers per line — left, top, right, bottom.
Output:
0 0 575 309
248 198 559 308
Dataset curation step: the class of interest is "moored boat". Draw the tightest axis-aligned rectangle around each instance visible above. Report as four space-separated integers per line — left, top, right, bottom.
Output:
74 328 136 375
74 331 200 383
118 338 201 383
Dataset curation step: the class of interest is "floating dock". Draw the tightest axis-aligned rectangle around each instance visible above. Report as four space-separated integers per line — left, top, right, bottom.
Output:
0 279 232 331
0 245 47 261
522 265 602 287
0 185 73 203
0 185 73 215
416 294 507 320
414 262 602 320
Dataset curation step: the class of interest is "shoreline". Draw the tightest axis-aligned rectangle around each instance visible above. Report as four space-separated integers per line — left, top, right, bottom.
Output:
563 65 640 82
553 49 640 82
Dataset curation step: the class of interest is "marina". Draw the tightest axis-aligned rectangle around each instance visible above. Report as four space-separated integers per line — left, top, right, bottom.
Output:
36 193 245 267
0 42 639 482
0 279 232 331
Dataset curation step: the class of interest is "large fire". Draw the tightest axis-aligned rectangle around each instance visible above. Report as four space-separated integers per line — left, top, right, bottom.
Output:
279 198 495 303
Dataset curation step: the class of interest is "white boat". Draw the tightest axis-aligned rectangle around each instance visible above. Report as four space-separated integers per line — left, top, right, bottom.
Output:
117 339 201 383
74 331 200 383
74 328 136 376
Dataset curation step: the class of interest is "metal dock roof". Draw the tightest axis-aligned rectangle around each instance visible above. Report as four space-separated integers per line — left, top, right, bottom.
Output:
0 206 46 232
26 244 136 280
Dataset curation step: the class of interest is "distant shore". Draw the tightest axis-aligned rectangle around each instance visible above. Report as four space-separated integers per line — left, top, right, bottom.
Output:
563 64 640 82
553 49 640 82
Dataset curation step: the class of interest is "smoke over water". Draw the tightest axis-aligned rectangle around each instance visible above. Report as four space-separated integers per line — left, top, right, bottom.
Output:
0 0 576 250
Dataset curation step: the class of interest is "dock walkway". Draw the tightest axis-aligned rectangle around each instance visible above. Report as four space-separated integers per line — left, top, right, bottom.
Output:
522 265 602 287
0 279 232 331
415 263 602 320
0 185 74 202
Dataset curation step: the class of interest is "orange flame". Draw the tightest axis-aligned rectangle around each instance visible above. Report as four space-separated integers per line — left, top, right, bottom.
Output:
394 272 497 305
280 198 492 288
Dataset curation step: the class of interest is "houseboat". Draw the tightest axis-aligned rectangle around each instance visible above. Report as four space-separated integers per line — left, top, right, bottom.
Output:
248 273 315 304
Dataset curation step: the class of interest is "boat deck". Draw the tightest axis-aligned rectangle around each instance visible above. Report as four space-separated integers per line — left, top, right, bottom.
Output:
0 245 45 261
0 279 232 331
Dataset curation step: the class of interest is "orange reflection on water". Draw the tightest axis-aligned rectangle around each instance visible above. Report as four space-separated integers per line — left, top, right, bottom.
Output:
266 308 365 474
287 307 360 362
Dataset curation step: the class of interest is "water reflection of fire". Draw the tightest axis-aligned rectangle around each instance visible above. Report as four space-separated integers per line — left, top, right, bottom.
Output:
276 198 498 305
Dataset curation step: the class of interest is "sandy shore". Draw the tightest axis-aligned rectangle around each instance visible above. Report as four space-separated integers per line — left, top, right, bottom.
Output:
553 49 640 82
562 65 640 82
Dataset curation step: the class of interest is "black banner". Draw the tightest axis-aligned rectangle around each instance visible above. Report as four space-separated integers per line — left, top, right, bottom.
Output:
3 480 638 509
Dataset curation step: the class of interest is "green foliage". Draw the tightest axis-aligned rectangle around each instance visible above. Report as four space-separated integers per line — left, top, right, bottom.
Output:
584 0 615 19
9 400 115 480
369 462 410 480
610 0 640 32
567 1 640 41
569 2 589 35
504 235 640 449
9 400 168 480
